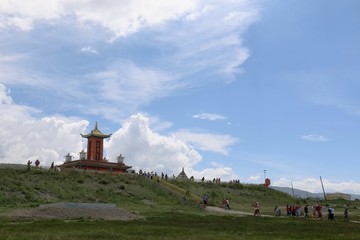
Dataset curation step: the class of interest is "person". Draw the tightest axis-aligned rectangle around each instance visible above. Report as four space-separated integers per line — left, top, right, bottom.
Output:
328 206 335 220
254 202 260 216
27 160 32 171
315 203 322 218
274 206 281 216
50 162 54 171
223 198 230 210
344 203 349 222
201 194 208 207
304 205 309 218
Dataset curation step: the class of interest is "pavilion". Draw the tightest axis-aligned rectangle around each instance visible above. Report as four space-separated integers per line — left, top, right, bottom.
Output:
59 122 131 173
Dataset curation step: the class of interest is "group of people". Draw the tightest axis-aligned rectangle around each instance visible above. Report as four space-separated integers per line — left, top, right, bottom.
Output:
201 197 350 222
274 203 351 221
27 159 42 170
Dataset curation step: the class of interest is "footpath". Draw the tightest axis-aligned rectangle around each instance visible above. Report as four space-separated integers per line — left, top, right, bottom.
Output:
205 206 360 224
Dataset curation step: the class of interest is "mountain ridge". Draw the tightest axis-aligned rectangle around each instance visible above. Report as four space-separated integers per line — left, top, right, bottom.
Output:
271 186 360 201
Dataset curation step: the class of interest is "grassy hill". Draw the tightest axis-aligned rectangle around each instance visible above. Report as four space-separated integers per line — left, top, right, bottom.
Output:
1 166 360 239
1 166 355 216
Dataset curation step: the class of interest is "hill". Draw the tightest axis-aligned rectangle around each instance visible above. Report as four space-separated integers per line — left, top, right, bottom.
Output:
2 166 360 240
0 166 298 214
0 165 358 219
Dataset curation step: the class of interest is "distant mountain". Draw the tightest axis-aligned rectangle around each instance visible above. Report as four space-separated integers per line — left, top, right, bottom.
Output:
271 186 360 201
270 186 323 199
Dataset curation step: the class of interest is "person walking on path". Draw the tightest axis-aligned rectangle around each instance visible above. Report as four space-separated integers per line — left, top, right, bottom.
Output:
254 202 260 216
344 203 350 222
304 205 309 218
223 198 230 210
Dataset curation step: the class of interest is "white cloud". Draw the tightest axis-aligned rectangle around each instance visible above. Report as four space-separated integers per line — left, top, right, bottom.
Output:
92 61 181 110
0 0 196 38
186 167 238 181
248 175 262 181
0 88 237 180
73 0 196 40
171 129 238 155
80 45 98 54
105 113 202 174
193 113 227 121
302 134 329 142
0 1 260 121
162 0 259 79
273 177 360 195
0 84 87 166
0 0 64 31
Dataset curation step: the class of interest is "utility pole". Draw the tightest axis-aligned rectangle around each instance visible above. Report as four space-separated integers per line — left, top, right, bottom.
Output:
320 176 327 202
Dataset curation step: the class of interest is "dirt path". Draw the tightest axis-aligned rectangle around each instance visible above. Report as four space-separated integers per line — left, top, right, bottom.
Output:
3 202 140 221
205 206 256 216
205 206 360 224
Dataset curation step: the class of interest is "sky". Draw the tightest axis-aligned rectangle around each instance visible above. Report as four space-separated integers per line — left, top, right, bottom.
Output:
1 0 360 195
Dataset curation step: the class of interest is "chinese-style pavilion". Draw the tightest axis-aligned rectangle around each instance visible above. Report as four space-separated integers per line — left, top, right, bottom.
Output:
59 122 131 173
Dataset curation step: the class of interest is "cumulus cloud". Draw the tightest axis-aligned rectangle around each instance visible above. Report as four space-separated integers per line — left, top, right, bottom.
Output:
105 113 202 174
0 84 87 166
193 113 227 121
0 0 64 31
171 129 237 155
0 87 236 180
302 134 329 142
186 167 238 181
0 0 195 37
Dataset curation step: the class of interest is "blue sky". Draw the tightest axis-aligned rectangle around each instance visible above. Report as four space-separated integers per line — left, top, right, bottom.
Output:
1 0 360 194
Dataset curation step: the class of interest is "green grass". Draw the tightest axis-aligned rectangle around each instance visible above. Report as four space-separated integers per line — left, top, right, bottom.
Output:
1 166 360 239
1 213 360 240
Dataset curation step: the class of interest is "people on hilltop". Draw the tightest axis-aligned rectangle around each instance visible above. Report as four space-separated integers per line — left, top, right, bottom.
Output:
35 159 40 168
27 160 32 171
49 162 55 171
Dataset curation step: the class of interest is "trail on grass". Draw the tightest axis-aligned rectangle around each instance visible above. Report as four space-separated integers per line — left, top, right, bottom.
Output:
205 206 255 216
205 206 360 224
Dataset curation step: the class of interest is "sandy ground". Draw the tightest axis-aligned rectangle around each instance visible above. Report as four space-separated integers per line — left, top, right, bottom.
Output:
3 202 140 221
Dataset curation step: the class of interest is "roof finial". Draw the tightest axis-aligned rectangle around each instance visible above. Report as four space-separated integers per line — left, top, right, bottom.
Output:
95 121 98 130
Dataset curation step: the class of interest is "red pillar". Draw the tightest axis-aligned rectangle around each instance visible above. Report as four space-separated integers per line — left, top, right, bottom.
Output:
86 137 104 161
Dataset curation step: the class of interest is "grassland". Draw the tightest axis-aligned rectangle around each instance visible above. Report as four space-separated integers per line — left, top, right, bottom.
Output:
0 166 360 239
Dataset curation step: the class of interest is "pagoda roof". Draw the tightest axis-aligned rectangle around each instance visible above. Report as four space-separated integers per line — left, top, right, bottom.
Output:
81 122 111 139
